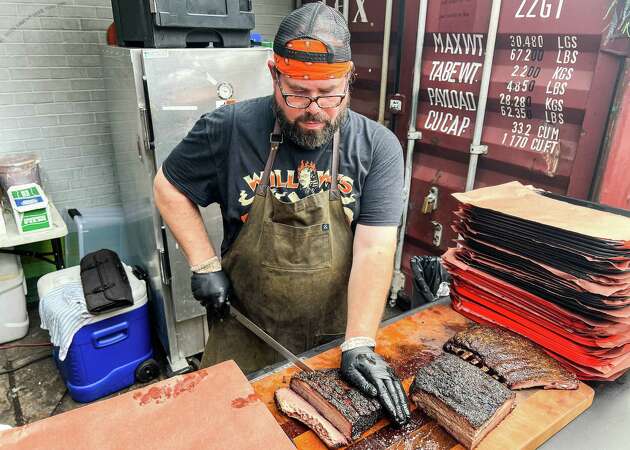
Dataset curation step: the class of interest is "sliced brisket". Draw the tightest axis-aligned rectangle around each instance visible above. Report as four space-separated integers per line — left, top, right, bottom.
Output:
290 369 382 441
444 325 579 390
275 388 350 448
410 353 516 449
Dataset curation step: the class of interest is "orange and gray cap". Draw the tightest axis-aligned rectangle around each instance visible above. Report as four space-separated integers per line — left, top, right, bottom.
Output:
273 3 352 80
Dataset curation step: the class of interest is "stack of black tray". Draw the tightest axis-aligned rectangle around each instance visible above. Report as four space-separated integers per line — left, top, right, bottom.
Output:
443 182 630 381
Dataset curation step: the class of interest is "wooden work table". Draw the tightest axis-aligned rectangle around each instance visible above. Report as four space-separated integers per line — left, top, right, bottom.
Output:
251 302 595 450
0 302 596 450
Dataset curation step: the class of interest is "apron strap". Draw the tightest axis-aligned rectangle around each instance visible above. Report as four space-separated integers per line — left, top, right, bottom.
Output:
329 130 341 201
257 121 342 200
256 121 283 196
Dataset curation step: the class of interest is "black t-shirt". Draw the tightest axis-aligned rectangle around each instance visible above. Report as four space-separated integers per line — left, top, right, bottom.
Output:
162 96 404 254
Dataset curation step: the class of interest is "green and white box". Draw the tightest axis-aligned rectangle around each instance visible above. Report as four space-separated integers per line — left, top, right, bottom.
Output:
7 183 52 234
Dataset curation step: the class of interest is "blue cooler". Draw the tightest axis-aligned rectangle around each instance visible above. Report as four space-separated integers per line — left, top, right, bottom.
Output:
38 264 157 403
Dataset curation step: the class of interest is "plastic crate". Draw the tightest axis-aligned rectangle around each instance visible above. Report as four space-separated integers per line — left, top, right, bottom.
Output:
38 265 156 403
63 207 130 267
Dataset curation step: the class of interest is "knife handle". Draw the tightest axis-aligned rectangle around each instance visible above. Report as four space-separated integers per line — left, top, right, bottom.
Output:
220 300 231 321
204 299 231 326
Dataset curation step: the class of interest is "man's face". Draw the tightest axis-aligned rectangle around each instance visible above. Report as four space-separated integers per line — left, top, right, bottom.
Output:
270 63 350 150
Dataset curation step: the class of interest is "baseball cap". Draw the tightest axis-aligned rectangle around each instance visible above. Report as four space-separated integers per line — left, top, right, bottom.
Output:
273 3 352 80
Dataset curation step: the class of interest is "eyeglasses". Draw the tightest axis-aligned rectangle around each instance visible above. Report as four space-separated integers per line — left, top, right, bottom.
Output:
275 75 348 109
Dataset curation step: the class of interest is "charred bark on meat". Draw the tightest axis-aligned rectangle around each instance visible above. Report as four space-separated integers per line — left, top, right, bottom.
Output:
410 353 516 449
290 369 382 440
444 325 579 390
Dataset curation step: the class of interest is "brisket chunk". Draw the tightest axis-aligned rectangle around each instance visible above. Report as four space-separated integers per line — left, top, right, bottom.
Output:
444 325 579 390
275 388 350 448
410 353 516 449
290 369 382 441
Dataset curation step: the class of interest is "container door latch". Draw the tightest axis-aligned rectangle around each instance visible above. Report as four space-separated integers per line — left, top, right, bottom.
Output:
422 186 439 214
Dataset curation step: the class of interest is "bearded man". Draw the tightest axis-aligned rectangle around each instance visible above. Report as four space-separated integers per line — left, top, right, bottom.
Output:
153 3 410 426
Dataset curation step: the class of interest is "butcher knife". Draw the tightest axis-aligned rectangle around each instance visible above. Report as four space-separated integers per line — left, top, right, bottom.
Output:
227 304 314 372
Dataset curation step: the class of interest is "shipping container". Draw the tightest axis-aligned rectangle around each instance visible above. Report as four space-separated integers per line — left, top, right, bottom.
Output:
302 1 404 122
304 1 629 301
593 59 630 211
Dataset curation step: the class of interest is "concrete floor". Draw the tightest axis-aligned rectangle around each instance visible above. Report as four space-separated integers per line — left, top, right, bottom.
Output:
0 306 167 427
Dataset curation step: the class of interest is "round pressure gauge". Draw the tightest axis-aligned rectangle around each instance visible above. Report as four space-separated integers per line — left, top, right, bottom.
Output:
217 82 234 100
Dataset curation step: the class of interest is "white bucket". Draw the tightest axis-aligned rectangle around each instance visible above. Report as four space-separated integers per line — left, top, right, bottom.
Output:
0 254 28 344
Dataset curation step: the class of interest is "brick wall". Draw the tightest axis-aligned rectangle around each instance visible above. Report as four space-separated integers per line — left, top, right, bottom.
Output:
0 1 294 212
0 0 119 211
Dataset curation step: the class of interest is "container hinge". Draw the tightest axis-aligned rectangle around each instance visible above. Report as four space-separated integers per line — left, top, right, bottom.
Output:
407 130 422 140
431 221 443 247
470 144 488 155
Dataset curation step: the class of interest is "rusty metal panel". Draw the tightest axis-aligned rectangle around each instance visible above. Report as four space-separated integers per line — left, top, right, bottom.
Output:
344 0 388 120
293 2 626 297
301 1 401 121
392 0 626 297
595 61 630 211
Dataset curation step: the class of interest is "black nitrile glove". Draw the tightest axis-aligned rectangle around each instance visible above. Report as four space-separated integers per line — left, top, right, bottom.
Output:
341 346 411 426
191 270 231 321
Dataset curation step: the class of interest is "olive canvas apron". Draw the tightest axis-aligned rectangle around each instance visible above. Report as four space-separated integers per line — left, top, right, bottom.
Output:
200 123 354 374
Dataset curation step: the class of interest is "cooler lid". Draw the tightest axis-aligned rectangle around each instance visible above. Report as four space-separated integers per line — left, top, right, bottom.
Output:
37 264 148 323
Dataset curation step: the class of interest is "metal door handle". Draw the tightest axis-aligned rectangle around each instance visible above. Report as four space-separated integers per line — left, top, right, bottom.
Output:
158 226 171 286
138 105 152 153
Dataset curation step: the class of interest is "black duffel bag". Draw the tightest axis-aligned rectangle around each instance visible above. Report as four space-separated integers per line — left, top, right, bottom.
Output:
80 249 133 314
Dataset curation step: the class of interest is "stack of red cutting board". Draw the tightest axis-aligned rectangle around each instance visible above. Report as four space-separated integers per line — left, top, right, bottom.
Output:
442 182 630 381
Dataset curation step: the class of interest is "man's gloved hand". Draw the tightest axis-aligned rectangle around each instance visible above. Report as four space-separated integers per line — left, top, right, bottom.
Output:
191 270 231 320
341 346 411 426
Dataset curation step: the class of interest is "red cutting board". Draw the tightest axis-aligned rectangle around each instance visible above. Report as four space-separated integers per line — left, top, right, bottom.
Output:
251 303 595 450
0 360 295 450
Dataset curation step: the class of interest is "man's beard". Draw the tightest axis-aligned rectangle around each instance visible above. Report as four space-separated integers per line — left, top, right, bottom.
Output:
273 97 348 150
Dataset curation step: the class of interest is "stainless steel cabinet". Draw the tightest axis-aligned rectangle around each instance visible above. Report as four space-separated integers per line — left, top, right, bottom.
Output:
102 47 273 373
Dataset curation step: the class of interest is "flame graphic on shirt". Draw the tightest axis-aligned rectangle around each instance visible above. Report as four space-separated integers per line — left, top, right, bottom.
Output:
238 161 356 223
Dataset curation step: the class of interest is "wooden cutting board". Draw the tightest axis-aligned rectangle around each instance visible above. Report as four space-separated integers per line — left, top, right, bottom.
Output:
0 360 295 450
251 303 594 449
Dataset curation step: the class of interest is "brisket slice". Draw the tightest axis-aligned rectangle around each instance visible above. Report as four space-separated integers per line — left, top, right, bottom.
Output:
289 369 382 441
275 388 350 448
410 353 516 449
444 325 579 390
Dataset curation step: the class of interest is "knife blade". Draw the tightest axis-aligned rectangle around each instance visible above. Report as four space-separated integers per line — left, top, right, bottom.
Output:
228 304 314 372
